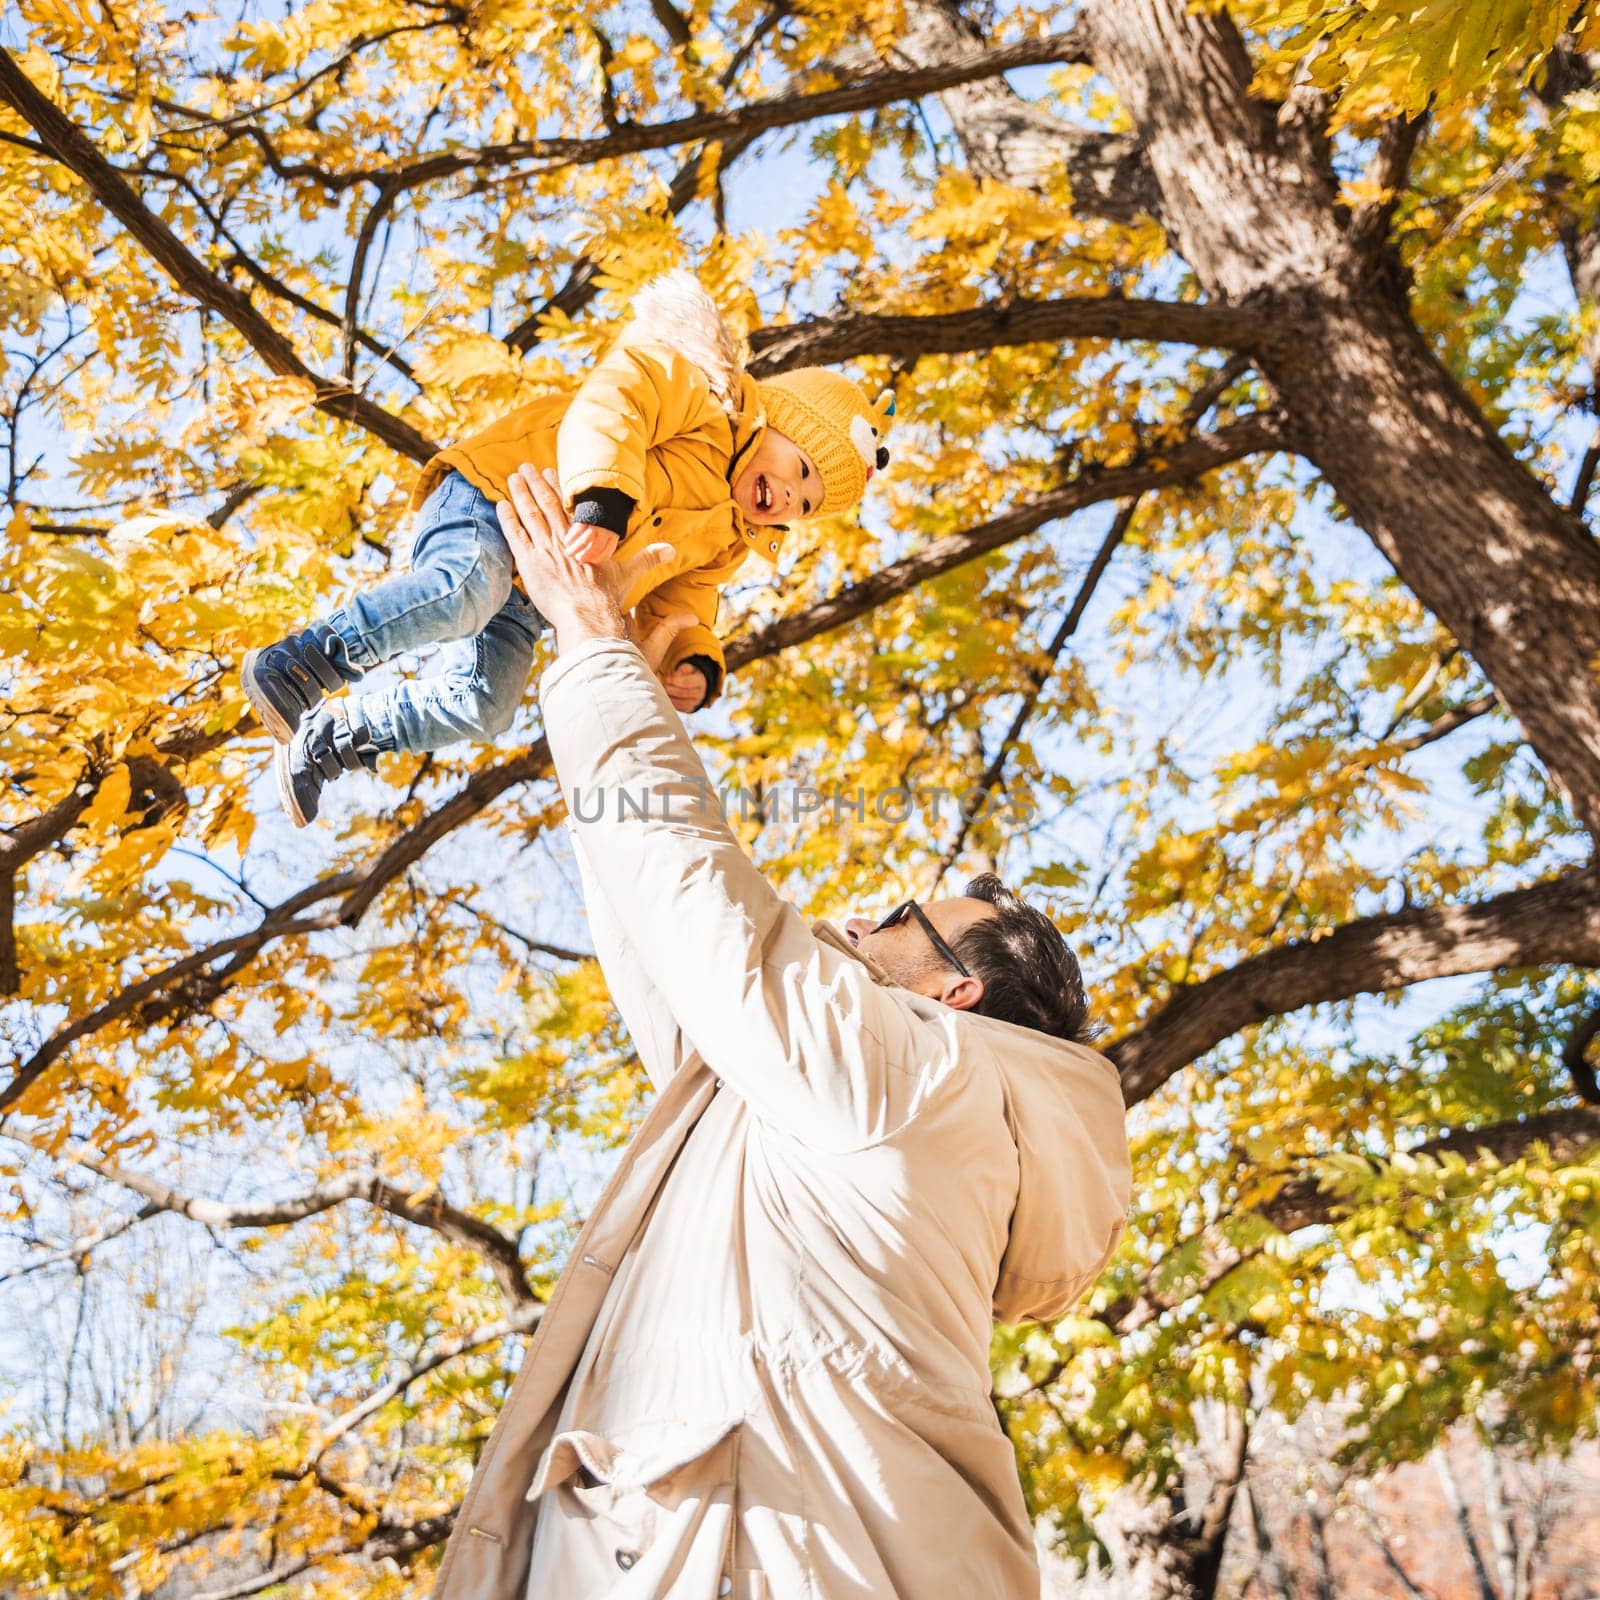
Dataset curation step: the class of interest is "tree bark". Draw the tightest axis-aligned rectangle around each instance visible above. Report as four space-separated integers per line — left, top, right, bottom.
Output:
1266 290 1600 835
1075 0 1600 834
1112 867 1600 1106
905 0 1600 835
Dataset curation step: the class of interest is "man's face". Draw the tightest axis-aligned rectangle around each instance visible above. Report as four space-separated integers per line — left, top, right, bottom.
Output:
732 429 820 525
843 896 997 1008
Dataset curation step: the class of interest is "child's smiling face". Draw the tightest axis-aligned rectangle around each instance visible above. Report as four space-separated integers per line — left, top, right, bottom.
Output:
732 429 821 525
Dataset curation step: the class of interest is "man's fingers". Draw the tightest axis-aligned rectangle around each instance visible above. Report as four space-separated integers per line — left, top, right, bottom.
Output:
503 466 559 548
614 539 675 595
635 608 698 673
520 464 569 525
496 496 531 551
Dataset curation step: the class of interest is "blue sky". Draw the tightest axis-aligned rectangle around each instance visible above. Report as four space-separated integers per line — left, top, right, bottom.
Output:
1 17 1590 1445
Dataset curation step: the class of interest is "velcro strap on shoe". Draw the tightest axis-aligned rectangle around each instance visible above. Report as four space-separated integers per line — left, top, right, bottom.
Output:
329 717 379 774
294 631 357 695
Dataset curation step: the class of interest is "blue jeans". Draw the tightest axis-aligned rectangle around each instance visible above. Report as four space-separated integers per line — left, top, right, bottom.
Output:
327 472 545 753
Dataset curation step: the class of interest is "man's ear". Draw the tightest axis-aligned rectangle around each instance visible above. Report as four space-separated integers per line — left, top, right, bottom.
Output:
938 974 985 1013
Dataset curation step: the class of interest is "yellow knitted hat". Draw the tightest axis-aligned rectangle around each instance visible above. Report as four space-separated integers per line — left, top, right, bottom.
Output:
754 370 895 516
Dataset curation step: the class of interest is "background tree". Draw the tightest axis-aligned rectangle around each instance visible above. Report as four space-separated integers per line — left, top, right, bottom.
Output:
1 0 1599 1593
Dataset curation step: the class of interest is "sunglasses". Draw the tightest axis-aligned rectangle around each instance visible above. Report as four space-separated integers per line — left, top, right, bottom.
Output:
873 899 972 978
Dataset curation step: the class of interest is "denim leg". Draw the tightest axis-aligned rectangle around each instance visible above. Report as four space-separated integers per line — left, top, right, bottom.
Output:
327 472 518 669
353 596 545 753
329 470 547 752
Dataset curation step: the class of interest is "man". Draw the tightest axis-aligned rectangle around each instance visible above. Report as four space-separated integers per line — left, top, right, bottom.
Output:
430 466 1132 1600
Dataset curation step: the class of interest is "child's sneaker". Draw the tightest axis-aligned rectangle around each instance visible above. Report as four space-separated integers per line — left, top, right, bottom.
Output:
275 702 379 828
242 623 365 743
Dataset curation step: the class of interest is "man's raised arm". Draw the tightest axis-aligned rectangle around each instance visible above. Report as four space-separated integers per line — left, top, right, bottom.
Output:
569 826 694 1093
500 468 933 1147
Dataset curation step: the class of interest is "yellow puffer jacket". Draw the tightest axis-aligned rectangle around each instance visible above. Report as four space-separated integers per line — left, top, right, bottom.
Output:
415 344 786 705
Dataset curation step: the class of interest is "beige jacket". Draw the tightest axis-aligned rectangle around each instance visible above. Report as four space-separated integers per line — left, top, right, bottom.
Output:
430 639 1131 1600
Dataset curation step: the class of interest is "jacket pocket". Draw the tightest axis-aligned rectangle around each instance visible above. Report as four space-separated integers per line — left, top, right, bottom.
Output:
526 1418 741 1599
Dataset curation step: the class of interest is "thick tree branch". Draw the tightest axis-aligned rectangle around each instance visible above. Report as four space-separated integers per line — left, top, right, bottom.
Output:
1348 113 1428 257
1266 1105 1600 1236
0 887 352 1114
728 411 1286 669
192 31 1088 198
746 294 1263 375
0 49 434 464
1012 1103 1600 1378
75 1153 537 1307
1111 869 1600 1105
890 0 1158 223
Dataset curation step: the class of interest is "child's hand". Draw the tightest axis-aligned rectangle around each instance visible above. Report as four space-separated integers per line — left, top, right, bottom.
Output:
661 661 708 714
562 521 621 566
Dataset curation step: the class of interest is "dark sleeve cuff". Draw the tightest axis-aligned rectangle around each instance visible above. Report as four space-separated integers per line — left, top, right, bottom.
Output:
570 487 636 535
683 653 722 707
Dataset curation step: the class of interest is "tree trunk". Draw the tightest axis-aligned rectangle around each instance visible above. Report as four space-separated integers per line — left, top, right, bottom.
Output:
1106 1412 1249 1600
1076 0 1600 834
907 0 1600 834
1265 290 1600 834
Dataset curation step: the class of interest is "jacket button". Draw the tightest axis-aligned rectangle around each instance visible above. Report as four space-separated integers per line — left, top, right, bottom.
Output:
719 1581 733 1597
616 1549 638 1571
652 516 663 526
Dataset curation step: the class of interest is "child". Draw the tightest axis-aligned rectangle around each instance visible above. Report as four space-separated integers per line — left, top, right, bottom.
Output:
241 272 894 826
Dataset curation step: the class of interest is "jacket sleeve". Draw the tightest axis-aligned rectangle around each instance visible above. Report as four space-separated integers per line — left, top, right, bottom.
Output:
557 343 709 506
569 824 695 1092
541 638 945 1149
632 566 727 706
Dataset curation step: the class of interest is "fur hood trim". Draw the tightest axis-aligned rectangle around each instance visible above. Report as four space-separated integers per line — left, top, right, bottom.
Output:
618 270 746 415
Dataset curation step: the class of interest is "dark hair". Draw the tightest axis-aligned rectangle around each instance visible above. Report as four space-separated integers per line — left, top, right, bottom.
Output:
952 873 1098 1044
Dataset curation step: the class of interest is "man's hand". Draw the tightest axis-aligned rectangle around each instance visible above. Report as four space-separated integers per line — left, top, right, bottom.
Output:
498 466 669 653
661 660 709 715
562 521 621 566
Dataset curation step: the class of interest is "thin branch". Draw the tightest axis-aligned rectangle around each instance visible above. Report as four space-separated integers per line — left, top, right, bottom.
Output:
502 127 760 351
1435 1448 1501 1600
125 22 454 133
150 166 418 384
197 30 1089 196
75 1154 536 1307
0 49 435 463
312 1305 540 1457
0 1206 152 1283
1353 1482 1440 1600
1571 426 1600 513
928 495 1141 890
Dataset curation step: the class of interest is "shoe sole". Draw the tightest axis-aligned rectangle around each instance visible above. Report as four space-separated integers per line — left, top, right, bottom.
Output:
273 743 312 829
241 650 298 744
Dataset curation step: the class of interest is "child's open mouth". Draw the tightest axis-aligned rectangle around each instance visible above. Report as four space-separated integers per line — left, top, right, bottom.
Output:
754 474 773 513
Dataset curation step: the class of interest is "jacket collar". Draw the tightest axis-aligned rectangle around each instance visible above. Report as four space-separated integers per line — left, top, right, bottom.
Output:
729 375 789 568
